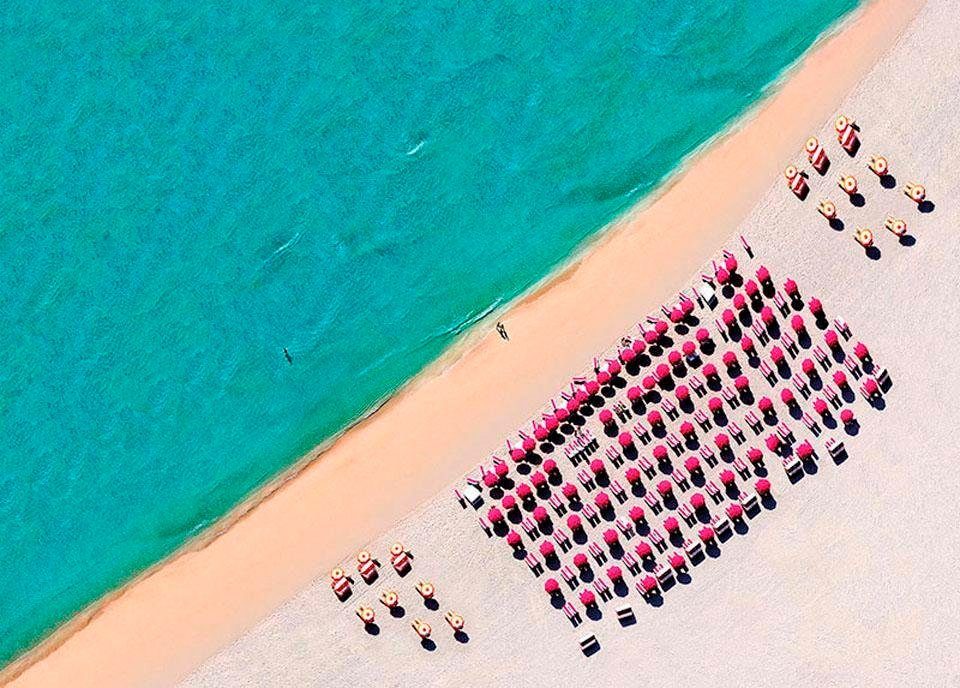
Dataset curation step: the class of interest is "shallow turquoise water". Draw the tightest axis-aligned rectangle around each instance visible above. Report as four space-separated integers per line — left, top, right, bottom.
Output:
0 0 857 664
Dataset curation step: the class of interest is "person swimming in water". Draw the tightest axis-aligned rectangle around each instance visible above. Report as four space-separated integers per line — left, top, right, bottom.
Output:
283 348 293 364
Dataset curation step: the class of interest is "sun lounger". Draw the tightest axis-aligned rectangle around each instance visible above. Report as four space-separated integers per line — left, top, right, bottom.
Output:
801 412 819 435
813 345 830 368
875 366 891 391
462 485 483 508
654 564 675 587
689 374 706 397
720 386 737 406
561 565 577 588
751 320 769 345
621 551 641 574
593 576 612 602
825 437 846 460
833 317 851 339
705 480 722 503
740 491 759 513
683 538 704 561
711 513 732 537
823 384 840 407
671 467 690 492
661 398 679 420
610 479 627 503
698 283 717 308
632 421 651 445
616 517 634 539
776 422 793 442
453 488 467 509
693 409 711 431
700 445 718 468
649 528 668 553
728 421 745 444
478 516 492 536
779 332 797 356
638 455 656 479
773 291 789 315
733 456 750 479
579 633 598 653
588 542 608 565
666 432 682 453
782 455 802 478
581 503 600 527
616 604 635 625
525 552 543 576
744 410 762 434
791 374 810 398
563 602 581 627
553 528 571 552
643 491 662 515
714 319 728 342
548 493 567 517
678 502 695 526
844 356 861 378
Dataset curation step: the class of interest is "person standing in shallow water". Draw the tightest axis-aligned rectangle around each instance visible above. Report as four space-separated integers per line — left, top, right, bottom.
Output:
496 322 509 341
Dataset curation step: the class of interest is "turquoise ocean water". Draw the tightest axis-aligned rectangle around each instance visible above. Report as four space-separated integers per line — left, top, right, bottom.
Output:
0 0 857 665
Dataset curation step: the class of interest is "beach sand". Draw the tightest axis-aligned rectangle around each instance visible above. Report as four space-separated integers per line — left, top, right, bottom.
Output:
3 0 932 685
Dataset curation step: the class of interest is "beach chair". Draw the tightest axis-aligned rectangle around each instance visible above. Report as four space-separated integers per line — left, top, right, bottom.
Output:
548 493 567 517
751 320 769 346
638 455 656 479
705 480 722 504
733 456 750 479
823 384 841 408
661 398 679 421
711 513 732 538
720 386 737 408
525 552 543 577
773 291 789 315
801 412 820 435
632 421 652 446
833 317 851 339
693 409 711 431
740 491 759 514
563 602 582 627
577 469 596 491
671 467 690 492
678 502 696 526
714 319 729 342
844 356 861 378
453 488 467 509
792 374 810 398
825 437 846 460
654 563 675 588
561 565 578 589
588 542 608 565
579 633 598 653
744 410 762 435
593 576 612 601
776 422 793 443
616 604 635 626
698 282 717 308
780 332 797 357
521 517 539 540
683 538 704 562
728 421 745 444
813 345 830 369
478 516 492 537
758 359 777 386
581 503 601 527
621 550 641 575
643 491 662 515
553 527 571 553
462 485 483 508
616 517 635 539
666 432 682 454
700 445 718 468
875 366 891 392
649 528 668 553
689 374 706 397
610 479 628 504
782 455 803 479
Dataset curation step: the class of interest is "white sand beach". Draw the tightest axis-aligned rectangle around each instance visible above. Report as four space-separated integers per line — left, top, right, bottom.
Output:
4 0 942 686
178 1 960 686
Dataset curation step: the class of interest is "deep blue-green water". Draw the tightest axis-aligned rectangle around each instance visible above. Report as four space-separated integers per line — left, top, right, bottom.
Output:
0 0 857 665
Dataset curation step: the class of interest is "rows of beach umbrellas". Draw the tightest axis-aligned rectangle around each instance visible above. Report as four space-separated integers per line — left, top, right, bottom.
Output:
455 242 889 647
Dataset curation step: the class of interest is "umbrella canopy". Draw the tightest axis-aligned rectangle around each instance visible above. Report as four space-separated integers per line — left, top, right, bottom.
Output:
690 492 706 510
708 396 724 413
562 483 578 499
802 358 816 375
607 360 623 376
635 541 653 558
521 436 536 453
734 375 749 391
813 398 828 415
590 458 605 475
725 255 739 273
483 473 499 488
664 516 680 533
567 514 583 530
599 409 614 425
808 297 823 315
555 406 570 422
840 408 855 424
715 433 731 449
657 480 673 496
647 410 663 426
755 478 772 495
854 342 869 359
654 320 669 336
544 578 560 594
533 424 549 441
618 432 634 448
655 363 671 381
510 448 526 462
681 298 696 315
670 307 684 323
641 576 658 592
574 389 590 404
533 506 549 523
796 441 814 459
565 396 581 414
719 469 735 485
594 492 611 509
669 552 686 570
722 309 736 326
722 351 738 368
864 378 879 395
603 529 619 545
703 362 718 378
696 328 711 343
620 347 636 363
684 456 700 473
766 434 781 451
607 565 623 581
757 265 771 283
682 340 697 357
632 339 647 354
516 483 533 499
758 397 774 414
585 380 601 396
543 458 558 474
642 375 657 391
539 540 555 557
625 467 642 484
825 330 840 348
629 506 645 523
761 306 775 325
733 293 747 310
488 507 504 523
680 420 695 437
544 414 560 431
779 387 795 404
740 336 755 353
506 530 521 547
495 462 509 478
579 589 596 606
833 370 848 387
676 385 690 401
596 371 611 386
627 386 643 402
726 503 744 519
644 330 660 344
716 267 730 285
744 279 759 297
501 495 517 510
652 444 668 461
791 314 805 332
573 552 589 568
667 350 682 367
747 447 763 464
698 527 715 542
784 278 798 296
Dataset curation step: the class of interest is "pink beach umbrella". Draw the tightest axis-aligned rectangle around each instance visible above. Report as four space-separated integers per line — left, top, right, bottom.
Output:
533 424 549 441
640 576 658 593
562 483 578 500
746 447 764 465
744 279 759 298
825 330 840 349
596 370 611 386
663 516 680 534
579 589 596 607
607 565 623 582
840 408 855 425
641 375 657 391
603 529 619 546
696 328 711 344
715 433 731 450
719 469 735 486
682 340 697 358
733 293 747 311
516 483 532 500
635 541 653 558
644 330 660 345
488 507 504 524
506 530 522 548
690 492 706 511
761 306 775 325
627 386 643 402
594 491 611 510
808 298 824 316
628 506 645 524
676 385 690 402
756 265 771 284
796 440 814 460
670 307 684 324
543 414 560 432
543 458 558 475
684 456 701 473
494 462 509 478
521 435 537 453
573 552 589 569
784 278 799 298
813 398 828 416
654 320 669 336
765 434 781 452
703 363 718 379
599 409 614 426
680 420 695 437
681 297 696 316
667 350 682 367
779 387 795 405
755 478 772 496
725 254 738 273
802 358 817 376
625 467 642 484
483 472 498 488
618 432 634 448
758 396 774 414
620 347 636 364
726 503 744 520
708 396 724 414
655 363 671 381
544 578 560 595
647 410 663 427
669 552 686 570
607 359 622 377
698 527 715 543
853 342 870 360
832 370 848 387
657 480 673 497
715 267 730 285
565 396 581 414
790 314 806 333
567 514 583 531
533 506 549 523
722 351 738 369
539 540 555 557
584 379 601 396
501 495 517 511
863 378 880 396
632 339 647 355
734 375 750 392
652 444 669 462
740 336 755 354
722 309 736 327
